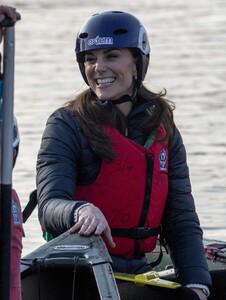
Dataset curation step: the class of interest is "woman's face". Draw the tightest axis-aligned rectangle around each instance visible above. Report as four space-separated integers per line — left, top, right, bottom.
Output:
84 48 137 101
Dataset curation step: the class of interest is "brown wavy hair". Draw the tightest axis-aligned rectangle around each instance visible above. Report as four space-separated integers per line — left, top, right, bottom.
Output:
67 85 175 161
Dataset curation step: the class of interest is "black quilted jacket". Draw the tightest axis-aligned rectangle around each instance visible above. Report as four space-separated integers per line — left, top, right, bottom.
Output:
37 100 212 287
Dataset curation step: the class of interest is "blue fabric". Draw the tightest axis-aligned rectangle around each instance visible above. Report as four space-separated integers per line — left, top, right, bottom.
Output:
111 255 151 274
0 79 3 117
0 79 3 98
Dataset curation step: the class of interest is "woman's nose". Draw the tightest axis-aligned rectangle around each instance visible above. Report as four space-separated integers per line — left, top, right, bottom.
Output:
94 58 107 72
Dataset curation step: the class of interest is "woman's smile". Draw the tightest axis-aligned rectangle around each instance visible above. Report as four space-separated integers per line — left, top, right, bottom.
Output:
96 77 116 86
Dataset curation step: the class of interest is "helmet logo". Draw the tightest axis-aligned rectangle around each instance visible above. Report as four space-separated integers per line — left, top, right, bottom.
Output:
88 36 113 46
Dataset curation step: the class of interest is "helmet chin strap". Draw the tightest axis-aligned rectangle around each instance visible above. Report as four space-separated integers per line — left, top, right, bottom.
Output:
89 85 138 105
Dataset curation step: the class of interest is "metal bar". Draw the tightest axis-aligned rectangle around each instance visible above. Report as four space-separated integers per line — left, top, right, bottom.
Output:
92 263 121 300
0 25 15 300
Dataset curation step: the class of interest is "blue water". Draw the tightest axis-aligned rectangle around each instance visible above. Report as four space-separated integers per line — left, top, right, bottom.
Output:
5 0 226 255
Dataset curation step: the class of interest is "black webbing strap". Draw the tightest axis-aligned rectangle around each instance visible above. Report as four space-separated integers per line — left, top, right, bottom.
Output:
133 155 154 257
149 231 166 268
111 227 159 239
22 189 37 223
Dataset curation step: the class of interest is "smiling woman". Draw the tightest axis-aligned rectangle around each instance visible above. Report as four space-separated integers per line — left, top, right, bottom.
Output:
36 10 211 300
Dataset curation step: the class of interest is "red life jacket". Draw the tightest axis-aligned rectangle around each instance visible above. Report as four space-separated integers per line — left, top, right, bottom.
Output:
75 124 168 259
11 189 23 300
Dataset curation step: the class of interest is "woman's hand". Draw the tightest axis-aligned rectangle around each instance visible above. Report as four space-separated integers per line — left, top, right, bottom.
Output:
192 288 207 300
70 205 116 248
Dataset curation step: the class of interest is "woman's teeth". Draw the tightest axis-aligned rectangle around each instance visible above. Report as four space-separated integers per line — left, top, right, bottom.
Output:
97 77 115 85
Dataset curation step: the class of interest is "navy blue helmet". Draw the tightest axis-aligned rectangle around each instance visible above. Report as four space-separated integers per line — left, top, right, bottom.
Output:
75 11 150 88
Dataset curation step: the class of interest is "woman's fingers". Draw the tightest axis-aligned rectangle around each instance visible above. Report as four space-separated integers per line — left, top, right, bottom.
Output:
102 226 116 248
69 205 115 248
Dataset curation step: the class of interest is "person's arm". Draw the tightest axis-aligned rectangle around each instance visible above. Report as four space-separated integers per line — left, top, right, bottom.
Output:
37 108 88 235
37 107 114 246
162 127 212 297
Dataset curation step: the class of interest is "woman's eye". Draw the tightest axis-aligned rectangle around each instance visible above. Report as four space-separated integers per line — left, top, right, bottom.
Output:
85 56 96 63
107 53 118 60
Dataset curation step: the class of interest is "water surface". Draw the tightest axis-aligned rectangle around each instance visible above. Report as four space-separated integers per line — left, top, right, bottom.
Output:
6 0 226 255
